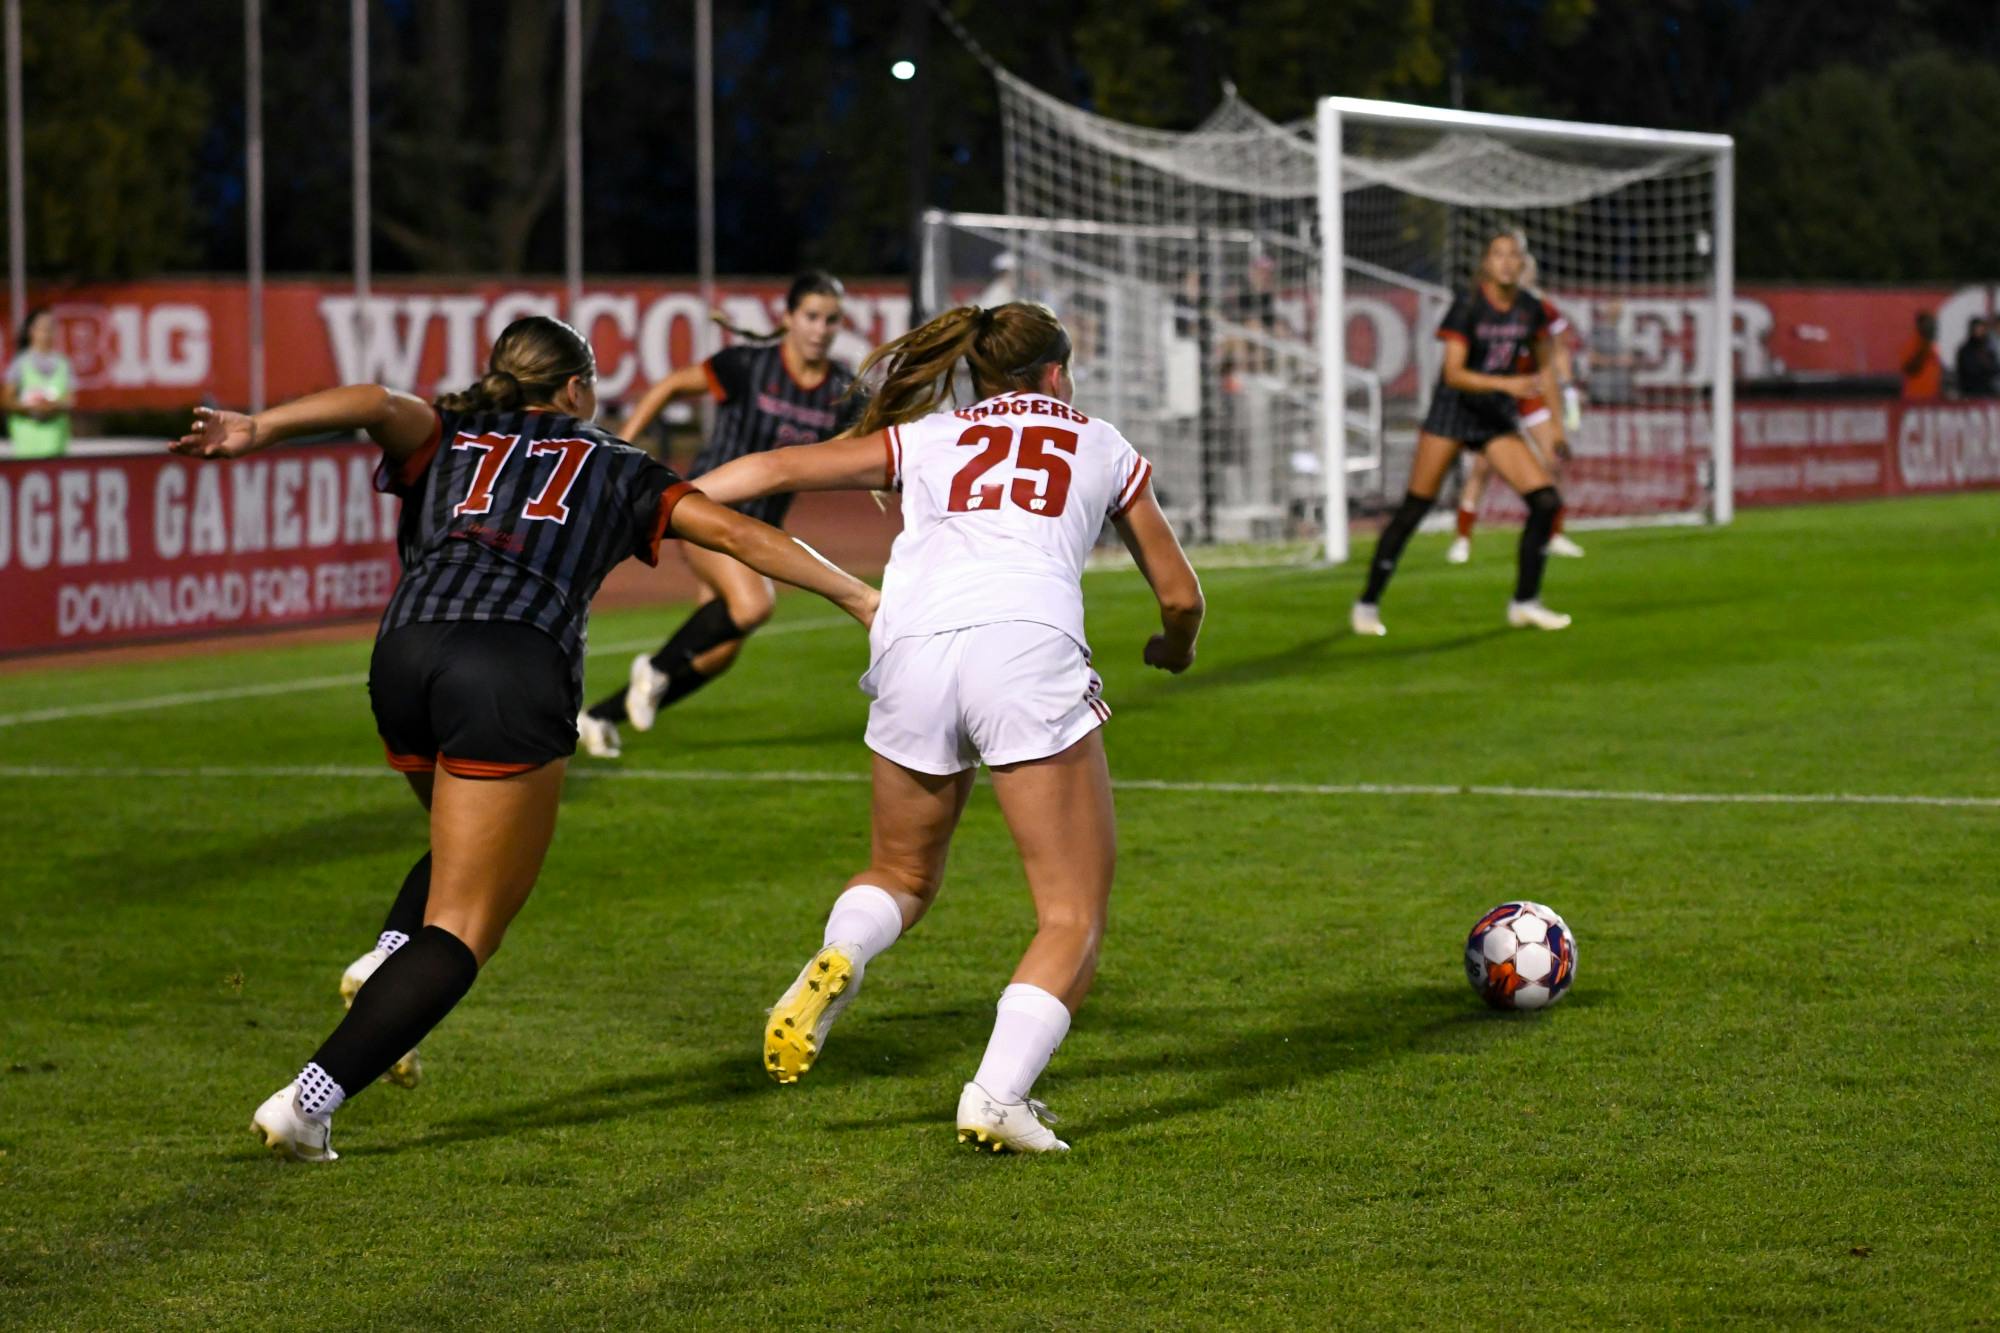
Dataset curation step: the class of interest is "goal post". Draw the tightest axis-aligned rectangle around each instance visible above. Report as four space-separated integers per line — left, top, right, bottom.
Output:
927 73 1736 561
1315 97 1736 558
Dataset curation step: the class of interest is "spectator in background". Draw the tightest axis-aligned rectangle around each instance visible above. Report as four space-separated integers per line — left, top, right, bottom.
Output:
1900 311 1944 400
1956 317 1998 397
4 308 75 458
1584 299 1635 405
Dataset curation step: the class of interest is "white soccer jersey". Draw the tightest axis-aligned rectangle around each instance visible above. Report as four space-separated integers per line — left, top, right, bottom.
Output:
873 390 1152 653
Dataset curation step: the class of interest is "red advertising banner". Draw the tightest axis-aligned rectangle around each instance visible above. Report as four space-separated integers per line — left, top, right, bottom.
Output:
11 275 2000 416
1733 400 2000 507
0 444 400 655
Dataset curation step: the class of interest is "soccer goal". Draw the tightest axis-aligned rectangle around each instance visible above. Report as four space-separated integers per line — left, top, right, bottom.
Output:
920 75 1734 561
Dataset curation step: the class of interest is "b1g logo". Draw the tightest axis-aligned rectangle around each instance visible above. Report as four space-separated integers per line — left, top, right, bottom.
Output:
51 302 211 390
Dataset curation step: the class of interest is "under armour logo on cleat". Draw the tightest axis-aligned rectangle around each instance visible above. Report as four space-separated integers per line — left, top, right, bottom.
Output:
982 1099 1007 1124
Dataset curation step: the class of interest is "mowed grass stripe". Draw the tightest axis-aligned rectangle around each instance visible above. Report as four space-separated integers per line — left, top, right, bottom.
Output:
4 761 2000 810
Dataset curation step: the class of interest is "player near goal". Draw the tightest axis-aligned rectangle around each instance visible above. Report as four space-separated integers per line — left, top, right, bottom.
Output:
1448 248 1586 565
1352 230 1571 635
173 316 878 1161
576 271 863 758
693 301 1205 1153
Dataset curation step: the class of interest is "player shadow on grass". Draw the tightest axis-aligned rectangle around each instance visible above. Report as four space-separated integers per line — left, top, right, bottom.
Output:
1068 979 1601 1138
358 1053 771 1157
72 805 415 904
1115 628 1511 715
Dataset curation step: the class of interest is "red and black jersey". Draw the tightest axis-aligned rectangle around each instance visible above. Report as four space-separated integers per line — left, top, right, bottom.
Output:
691 342 862 526
1423 285 1552 441
375 406 694 691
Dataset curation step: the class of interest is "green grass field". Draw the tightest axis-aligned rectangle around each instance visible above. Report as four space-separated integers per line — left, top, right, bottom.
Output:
2 496 1997 1329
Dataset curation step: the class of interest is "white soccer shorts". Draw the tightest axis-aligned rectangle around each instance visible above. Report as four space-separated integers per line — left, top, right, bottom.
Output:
860 622 1109 776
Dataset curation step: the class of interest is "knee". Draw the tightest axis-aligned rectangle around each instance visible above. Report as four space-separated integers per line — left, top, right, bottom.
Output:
1524 485 1562 520
726 585 775 631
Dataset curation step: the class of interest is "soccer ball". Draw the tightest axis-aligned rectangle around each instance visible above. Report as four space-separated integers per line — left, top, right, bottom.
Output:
1464 901 1577 1010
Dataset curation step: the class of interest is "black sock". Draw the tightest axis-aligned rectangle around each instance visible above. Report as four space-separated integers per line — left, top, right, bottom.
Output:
647 600 745 673
378 852 431 946
310 925 478 1098
586 685 629 724
1360 493 1436 605
587 602 745 724
1515 486 1561 602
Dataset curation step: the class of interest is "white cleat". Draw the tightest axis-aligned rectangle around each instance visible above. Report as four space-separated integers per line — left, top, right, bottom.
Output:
576 711 621 759
1545 534 1586 558
338 948 423 1088
1507 599 1573 631
956 1082 1069 1154
250 1083 337 1162
623 653 671 733
764 945 861 1084
1350 602 1387 637
1445 535 1471 564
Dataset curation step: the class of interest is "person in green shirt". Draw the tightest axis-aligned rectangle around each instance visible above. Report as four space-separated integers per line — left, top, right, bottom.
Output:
5 309 75 458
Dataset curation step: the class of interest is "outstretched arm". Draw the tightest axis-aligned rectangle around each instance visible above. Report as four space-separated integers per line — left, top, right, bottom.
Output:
170 385 436 464
619 364 712 440
1113 484 1205 673
668 491 878 628
693 432 892 507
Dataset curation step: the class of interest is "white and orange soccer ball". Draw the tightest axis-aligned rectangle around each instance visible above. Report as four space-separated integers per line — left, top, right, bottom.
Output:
1464 901 1577 1010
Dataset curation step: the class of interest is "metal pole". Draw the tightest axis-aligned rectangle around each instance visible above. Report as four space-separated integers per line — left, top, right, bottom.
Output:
351 0 370 379
695 0 716 356
1316 98 1350 563
4 0 24 338
563 0 582 318
245 0 266 411
1710 143 1736 525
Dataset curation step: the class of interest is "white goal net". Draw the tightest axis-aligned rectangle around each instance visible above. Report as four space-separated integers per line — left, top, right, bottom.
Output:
918 76 1734 559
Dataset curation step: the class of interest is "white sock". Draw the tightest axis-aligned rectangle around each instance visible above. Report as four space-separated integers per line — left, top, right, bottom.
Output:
971 983 1072 1104
377 930 410 955
294 1062 345 1119
821 885 903 967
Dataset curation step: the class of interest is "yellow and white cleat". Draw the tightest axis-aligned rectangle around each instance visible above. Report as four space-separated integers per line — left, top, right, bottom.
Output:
1507 599 1572 631
1350 602 1387 637
764 945 857 1084
955 1082 1069 1154
338 947 423 1088
250 1083 337 1162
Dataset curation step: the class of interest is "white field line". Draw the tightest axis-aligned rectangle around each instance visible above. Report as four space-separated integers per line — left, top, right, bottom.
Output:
0 763 1994 811
0 617 852 730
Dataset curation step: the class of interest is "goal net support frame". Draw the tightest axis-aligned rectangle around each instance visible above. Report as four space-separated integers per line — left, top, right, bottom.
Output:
1316 98 1736 562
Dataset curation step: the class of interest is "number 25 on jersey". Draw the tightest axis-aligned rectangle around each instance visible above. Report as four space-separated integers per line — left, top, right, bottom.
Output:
947 423 1075 518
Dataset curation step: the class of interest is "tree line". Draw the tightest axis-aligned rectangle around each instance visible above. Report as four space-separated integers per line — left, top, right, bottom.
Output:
5 0 1996 283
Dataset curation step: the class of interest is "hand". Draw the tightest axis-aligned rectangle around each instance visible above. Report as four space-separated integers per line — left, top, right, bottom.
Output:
1552 438 1573 462
171 405 258 459
1144 634 1194 674
1501 374 1541 400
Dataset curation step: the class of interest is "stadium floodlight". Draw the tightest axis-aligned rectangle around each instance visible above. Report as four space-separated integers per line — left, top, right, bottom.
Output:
891 60 917 81
921 74 1734 561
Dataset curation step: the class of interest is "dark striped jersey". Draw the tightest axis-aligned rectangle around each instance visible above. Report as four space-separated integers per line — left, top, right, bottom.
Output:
689 343 863 526
1428 285 1552 431
374 406 694 691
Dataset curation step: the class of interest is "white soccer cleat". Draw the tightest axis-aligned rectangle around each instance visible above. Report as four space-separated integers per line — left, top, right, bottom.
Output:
338 948 423 1088
250 1083 337 1162
955 1082 1069 1154
1350 602 1386 637
1445 535 1471 564
623 653 671 733
1545 534 1586 558
764 945 860 1084
1507 600 1573 631
576 711 621 759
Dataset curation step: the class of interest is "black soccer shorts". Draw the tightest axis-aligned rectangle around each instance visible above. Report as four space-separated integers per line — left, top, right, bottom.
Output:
369 620 579 779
